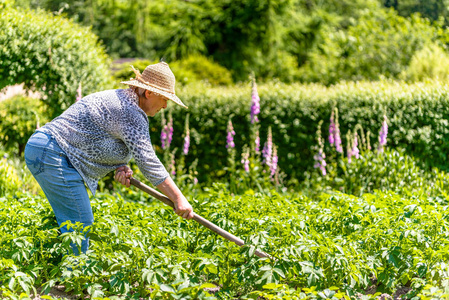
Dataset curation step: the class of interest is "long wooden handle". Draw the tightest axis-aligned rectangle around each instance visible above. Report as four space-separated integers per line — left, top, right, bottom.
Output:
129 177 270 259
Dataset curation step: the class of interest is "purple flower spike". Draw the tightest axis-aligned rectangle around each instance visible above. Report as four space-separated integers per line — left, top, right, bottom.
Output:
167 115 173 148
161 113 174 150
183 134 190 155
378 115 388 152
241 148 250 172
270 145 278 179
329 111 335 145
262 127 273 166
313 149 327 176
76 82 82 102
352 133 359 159
226 120 236 149
183 114 190 155
335 127 343 153
161 129 167 150
250 78 260 124
255 130 260 153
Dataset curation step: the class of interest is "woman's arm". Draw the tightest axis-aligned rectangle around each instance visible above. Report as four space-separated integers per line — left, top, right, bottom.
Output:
157 177 194 219
115 166 194 220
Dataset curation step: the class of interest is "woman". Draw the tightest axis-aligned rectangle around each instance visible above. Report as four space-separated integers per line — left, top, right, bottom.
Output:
24 62 194 255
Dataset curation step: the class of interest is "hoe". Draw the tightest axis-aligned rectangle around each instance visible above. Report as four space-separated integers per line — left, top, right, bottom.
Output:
130 177 270 259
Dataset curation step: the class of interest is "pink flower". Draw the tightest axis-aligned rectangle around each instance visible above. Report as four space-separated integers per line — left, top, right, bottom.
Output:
76 82 82 102
378 115 388 152
241 148 250 172
270 145 278 179
255 130 260 153
313 149 326 176
250 78 260 124
262 127 273 166
226 120 236 149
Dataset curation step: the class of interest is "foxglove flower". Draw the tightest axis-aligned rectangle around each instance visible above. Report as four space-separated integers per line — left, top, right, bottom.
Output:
183 115 190 155
335 128 343 153
169 151 176 176
346 131 353 163
313 148 327 176
331 108 343 153
241 148 250 172
329 110 335 145
183 135 190 155
76 82 82 102
270 145 278 179
378 115 388 152
161 113 174 150
226 120 235 149
167 115 174 148
352 132 359 159
161 113 167 149
250 78 260 124
255 130 260 153
262 127 273 166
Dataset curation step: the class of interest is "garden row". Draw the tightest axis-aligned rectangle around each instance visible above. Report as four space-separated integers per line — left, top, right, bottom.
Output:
1 152 449 298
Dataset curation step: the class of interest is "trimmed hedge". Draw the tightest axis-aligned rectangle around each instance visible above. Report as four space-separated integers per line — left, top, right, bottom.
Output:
0 6 112 118
148 80 449 184
0 95 47 156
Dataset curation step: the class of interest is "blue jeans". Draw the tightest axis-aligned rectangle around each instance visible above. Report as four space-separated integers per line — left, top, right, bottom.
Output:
24 131 93 255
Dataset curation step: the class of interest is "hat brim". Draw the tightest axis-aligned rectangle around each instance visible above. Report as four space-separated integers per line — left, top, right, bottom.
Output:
121 79 188 109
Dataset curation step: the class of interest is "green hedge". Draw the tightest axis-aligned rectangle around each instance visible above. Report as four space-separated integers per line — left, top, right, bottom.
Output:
147 80 449 184
0 6 112 118
0 95 47 156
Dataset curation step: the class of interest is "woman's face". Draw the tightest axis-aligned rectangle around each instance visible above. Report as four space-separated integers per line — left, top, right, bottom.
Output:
139 90 168 117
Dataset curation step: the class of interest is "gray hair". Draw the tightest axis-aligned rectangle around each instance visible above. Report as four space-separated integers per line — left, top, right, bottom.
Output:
133 87 149 98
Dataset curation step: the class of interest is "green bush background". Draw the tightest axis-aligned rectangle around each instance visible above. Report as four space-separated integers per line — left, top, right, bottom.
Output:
152 81 449 184
0 6 112 118
0 95 47 156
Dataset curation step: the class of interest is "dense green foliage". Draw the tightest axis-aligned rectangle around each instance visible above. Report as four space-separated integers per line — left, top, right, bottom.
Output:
149 81 449 184
300 9 449 85
10 0 449 83
308 148 449 197
113 56 233 87
0 158 20 197
0 96 46 156
1 153 449 298
0 6 112 118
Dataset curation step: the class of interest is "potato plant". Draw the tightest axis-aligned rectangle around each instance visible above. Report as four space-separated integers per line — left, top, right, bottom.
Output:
1 178 449 299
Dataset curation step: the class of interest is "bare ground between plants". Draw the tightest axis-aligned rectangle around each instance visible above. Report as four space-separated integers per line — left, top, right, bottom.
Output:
27 283 413 300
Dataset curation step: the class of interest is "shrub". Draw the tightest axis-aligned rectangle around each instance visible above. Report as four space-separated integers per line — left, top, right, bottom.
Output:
112 55 233 86
0 95 47 156
0 7 113 119
401 43 449 82
299 10 449 85
147 80 449 184
0 158 21 196
308 148 449 197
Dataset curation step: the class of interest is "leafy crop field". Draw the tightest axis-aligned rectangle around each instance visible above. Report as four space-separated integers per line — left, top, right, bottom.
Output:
2 176 449 299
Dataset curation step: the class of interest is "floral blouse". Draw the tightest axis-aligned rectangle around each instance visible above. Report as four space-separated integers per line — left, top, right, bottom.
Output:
39 88 169 195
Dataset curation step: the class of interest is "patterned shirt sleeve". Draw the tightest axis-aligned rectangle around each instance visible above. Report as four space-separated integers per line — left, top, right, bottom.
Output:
117 101 169 187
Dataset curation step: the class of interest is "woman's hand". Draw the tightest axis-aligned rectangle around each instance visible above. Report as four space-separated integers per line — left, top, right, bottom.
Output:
115 165 133 187
157 177 194 220
172 196 194 220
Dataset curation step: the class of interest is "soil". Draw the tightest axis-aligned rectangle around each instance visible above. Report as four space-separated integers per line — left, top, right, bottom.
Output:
32 286 78 300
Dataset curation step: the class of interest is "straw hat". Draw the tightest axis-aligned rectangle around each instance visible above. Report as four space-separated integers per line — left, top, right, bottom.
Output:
121 62 188 109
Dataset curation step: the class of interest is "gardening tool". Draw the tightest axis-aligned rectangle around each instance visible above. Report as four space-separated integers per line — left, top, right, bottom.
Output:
130 177 270 259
